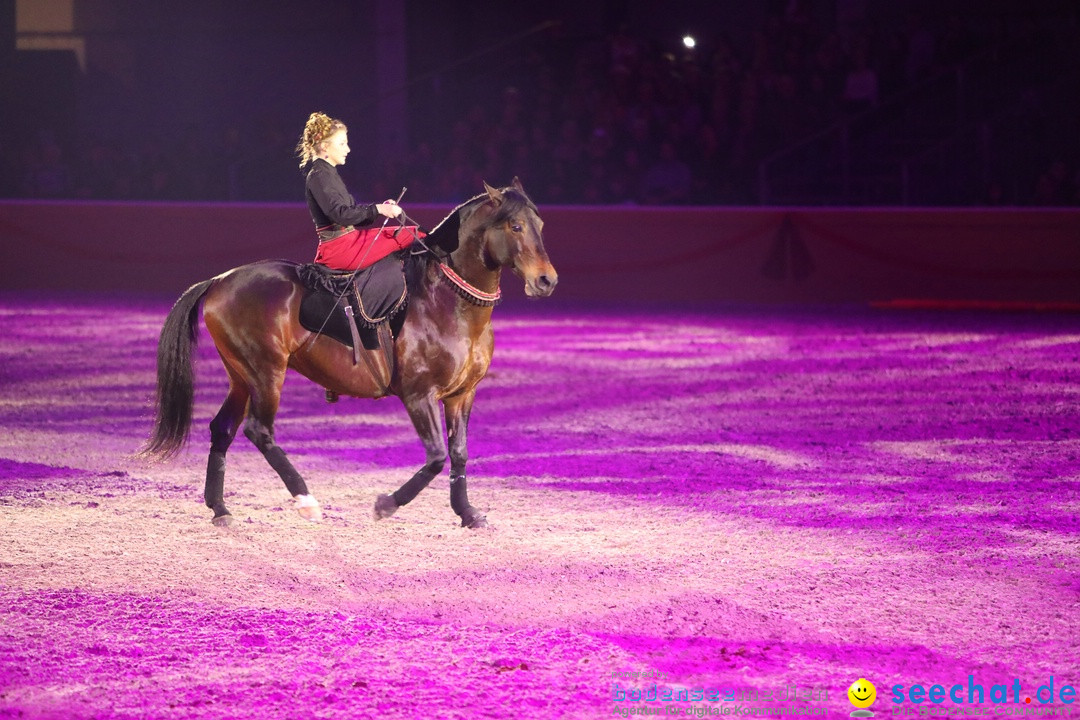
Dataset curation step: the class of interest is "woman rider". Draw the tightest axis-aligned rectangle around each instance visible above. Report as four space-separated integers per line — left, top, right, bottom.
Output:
296 111 412 329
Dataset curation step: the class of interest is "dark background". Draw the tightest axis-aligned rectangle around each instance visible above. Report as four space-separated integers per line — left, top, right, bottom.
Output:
3 0 1079 206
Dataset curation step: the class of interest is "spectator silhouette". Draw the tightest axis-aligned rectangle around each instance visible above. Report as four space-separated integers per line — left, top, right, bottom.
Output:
1031 159 1070 205
640 140 692 205
3 5 1068 207
21 134 71 198
842 46 879 113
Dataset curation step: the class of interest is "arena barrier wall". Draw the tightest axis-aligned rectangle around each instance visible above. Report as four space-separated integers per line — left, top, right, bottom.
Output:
2 201 1078 307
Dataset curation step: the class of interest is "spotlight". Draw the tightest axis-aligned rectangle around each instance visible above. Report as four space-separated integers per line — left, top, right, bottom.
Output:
682 35 696 49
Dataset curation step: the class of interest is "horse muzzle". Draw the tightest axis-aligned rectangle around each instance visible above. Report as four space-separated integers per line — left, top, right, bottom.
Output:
524 268 558 298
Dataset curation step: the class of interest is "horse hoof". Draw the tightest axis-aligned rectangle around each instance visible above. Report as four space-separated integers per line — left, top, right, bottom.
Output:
461 511 489 529
211 513 234 527
373 493 398 520
294 494 322 522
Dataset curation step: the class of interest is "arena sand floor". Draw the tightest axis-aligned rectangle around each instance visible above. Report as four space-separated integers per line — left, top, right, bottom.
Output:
0 296 1078 719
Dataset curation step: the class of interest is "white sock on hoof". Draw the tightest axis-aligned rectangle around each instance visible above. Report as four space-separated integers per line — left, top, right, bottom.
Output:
294 493 322 521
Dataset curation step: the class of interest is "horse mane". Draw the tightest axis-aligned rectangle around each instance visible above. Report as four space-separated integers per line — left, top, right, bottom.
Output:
404 185 537 293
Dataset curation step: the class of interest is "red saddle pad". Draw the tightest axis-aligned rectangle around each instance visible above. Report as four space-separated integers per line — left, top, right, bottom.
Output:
314 225 426 271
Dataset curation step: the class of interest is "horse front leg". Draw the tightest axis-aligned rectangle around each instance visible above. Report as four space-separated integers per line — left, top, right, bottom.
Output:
374 392 446 520
445 390 487 529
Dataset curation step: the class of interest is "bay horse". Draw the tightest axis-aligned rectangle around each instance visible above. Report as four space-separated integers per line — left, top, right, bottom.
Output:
143 179 556 528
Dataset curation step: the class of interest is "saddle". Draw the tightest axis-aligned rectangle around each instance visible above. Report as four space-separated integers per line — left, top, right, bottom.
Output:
296 256 408 398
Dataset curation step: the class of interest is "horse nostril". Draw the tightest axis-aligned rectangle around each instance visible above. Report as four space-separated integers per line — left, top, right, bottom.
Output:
537 274 556 290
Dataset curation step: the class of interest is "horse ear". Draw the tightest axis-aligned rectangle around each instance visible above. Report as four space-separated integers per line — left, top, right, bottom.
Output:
484 181 504 204
511 176 525 193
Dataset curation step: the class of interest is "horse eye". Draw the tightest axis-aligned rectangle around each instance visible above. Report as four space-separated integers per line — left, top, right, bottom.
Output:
511 224 523 233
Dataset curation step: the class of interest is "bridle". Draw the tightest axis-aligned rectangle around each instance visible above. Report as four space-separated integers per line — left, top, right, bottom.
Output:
304 189 504 356
401 202 503 308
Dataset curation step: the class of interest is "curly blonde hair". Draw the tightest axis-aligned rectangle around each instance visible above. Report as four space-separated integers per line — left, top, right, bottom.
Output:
296 112 347 167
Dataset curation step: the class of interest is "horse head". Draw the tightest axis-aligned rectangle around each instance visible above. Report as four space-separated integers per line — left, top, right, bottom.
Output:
472 178 557 298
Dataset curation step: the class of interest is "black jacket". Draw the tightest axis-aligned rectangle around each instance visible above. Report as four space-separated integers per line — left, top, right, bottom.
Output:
304 158 378 229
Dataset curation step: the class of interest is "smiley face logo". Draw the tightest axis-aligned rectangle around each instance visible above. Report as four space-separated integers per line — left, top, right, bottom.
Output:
848 678 877 716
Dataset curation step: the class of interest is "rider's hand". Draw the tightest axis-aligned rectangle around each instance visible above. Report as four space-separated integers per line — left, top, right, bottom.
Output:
376 201 403 219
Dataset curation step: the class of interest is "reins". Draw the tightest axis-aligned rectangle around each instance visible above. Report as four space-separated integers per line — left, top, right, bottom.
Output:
303 191 503 354
403 199 502 307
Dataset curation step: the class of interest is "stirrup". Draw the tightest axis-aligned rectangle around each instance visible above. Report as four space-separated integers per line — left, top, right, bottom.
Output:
325 389 339 403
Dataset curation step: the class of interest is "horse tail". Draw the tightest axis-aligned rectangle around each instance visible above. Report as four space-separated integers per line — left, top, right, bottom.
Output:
141 278 215 460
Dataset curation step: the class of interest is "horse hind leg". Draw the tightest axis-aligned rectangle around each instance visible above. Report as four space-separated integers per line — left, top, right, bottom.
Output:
205 383 249 526
242 396 322 523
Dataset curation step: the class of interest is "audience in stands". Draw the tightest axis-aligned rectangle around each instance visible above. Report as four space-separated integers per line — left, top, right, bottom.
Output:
4 4 1078 206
